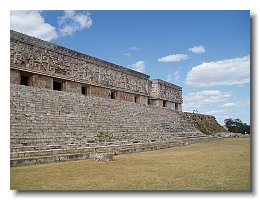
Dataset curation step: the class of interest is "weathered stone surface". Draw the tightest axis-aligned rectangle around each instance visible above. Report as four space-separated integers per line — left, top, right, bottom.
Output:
10 84 211 166
9 31 226 167
10 31 183 107
94 153 113 161
10 30 150 96
151 79 182 103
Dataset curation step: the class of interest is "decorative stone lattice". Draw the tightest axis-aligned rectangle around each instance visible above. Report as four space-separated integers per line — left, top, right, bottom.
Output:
10 30 150 96
151 79 182 103
10 30 184 105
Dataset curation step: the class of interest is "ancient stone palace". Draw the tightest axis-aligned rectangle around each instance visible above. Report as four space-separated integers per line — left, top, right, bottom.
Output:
10 30 182 111
10 30 225 166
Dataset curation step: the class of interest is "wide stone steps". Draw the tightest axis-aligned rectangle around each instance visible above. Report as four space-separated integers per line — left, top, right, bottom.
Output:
11 84 208 166
10 136 219 167
11 133 206 152
10 133 204 148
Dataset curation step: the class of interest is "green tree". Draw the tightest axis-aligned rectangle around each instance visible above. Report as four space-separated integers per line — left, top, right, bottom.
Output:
224 118 250 134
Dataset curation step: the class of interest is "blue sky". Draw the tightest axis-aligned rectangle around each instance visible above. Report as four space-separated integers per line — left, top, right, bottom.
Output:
10 10 250 125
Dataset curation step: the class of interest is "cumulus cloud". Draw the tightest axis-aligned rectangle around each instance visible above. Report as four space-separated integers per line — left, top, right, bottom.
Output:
128 60 145 73
188 45 205 54
221 100 249 108
185 90 232 105
185 55 250 87
183 89 232 113
158 54 188 63
221 103 236 108
58 10 92 36
10 10 93 41
10 10 57 41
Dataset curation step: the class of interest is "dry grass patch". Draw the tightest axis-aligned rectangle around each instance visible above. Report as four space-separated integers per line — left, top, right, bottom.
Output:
10 138 250 190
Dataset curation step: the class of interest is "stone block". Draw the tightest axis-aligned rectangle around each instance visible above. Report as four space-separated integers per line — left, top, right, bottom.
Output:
93 153 113 161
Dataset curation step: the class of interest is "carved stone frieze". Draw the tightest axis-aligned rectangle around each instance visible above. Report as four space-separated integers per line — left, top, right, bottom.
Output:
10 31 150 96
151 79 182 103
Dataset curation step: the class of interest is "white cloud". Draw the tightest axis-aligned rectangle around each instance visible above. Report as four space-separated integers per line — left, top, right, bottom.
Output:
188 45 205 54
129 47 141 51
166 71 180 83
221 100 249 108
183 90 232 114
185 55 250 87
58 10 92 36
10 10 93 41
10 10 57 41
185 90 232 105
221 103 236 108
158 54 188 63
124 53 131 56
128 60 145 73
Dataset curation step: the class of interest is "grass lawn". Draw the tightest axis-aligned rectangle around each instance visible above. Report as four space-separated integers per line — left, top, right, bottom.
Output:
10 138 250 191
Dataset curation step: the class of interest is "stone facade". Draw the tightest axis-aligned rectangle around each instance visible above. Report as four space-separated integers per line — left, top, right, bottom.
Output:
9 31 228 167
151 79 182 111
10 30 182 109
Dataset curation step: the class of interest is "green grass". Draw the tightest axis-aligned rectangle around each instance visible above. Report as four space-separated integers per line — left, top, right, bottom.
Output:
10 138 250 190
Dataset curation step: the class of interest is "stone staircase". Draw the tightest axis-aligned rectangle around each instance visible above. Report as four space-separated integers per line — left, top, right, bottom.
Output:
10 84 215 167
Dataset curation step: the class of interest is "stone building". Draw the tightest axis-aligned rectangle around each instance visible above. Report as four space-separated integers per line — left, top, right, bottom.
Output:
10 31 227 167
10 30 182 111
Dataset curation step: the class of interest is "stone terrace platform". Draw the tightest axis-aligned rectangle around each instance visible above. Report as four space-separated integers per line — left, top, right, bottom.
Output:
10 84 219 167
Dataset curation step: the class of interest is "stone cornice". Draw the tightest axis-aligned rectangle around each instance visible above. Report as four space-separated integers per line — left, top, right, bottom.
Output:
10 30 150 80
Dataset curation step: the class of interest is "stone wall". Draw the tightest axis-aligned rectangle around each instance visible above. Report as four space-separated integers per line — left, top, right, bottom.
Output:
88 84 110 99
139 95 149 105
64 81 81 94
32 74 53 89
150 99 163 107
151 79 182 103
10 31 184 108
10 69 20 84
10 30 150 97
11 68 149 103
150 79 182 110
165 101 176 110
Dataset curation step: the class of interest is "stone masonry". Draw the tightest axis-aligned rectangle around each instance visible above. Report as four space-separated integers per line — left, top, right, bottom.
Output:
150 79 182 111
10 30 182 108
10 31 223 166
10 84 219 167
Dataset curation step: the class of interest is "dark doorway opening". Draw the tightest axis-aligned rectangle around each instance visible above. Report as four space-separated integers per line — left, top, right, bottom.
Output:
111 91 116 99
163 100 167 107
53 81 62 91
82 86 87 95
20 75 29 86
175 103 178 111
134 95 140 103
82 86 90 95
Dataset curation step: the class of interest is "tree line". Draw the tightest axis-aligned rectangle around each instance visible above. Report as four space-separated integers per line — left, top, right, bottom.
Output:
224 118 250 134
